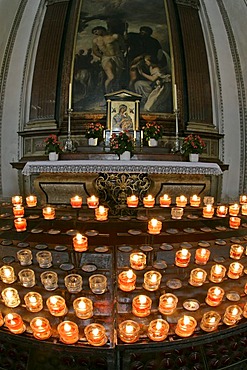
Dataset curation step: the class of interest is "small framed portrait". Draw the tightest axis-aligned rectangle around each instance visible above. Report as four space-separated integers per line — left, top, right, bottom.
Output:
105 90 142 133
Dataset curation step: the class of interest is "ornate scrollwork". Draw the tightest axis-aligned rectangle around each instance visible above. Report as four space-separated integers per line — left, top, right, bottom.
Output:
95 172 151 215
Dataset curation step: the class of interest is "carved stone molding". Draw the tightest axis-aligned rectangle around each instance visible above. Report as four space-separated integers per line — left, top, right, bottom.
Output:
175 0 200 9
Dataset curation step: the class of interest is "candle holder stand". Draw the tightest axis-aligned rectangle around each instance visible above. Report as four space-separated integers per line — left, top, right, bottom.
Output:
64 108 75 152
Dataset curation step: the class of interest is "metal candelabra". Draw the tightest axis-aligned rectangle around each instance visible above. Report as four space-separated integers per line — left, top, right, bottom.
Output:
171 108 180 153
64 108 74 152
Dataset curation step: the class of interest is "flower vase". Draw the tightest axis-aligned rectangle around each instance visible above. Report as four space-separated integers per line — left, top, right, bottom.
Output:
88 138 98 146
119 151 131 161
189 153 199 162
148 138 158 147
49 152 59 161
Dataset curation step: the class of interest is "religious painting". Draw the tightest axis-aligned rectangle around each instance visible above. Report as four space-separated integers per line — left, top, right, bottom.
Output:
72 0 173 116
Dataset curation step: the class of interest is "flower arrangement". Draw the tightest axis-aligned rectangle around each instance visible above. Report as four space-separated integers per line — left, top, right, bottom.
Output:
142 121 163 141
44 134 63 154
110 131 134 157
181 134 206 155
85 122 104 139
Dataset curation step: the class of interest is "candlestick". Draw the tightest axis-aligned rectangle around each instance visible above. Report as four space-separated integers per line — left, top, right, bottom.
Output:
143 194 155 207
200 311 221 332
12 195 22 206
118 320 140 343
26 195 37 207
95 205 108 221
73 297 93 319
223 305 242 326
176 195 187 207
132 294 152 317
14 217 27 232
159 194 171 207
17 249 33 266
175 315 197 337
148 319 169 342
158 293 178 315
143 270 162 291
42 206 55 220
18 268 36 287
216 205 228 217
203 204 214 218
84 323 107 346
4 313 25 334
229 216 241 229
174 84 178 111
127 195 139 208
30 317 52 340
118 269 136 292
87 195 99 208
171 207 183 219
0 265 16 283
189 268 207 286
24 292 43 312
13 205 24 218
148 218 162 234
89 274 107 294
130 252 146 270
229 203 240 216
195 248 210 265
70 195 82 208
57 321 79 344
64 273 83 293
40 271 58 291
46 295 68 316
230 244 244 259
36 250 52 268
73 233 88 252
175 249 191 267
227 262 244 279
209 264 226 283
190 195 201 207
1 287 21 308
205 286 225 306
68 82 72 110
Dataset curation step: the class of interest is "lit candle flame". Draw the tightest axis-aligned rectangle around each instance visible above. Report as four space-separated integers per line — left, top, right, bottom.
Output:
126 270 133 279
64 323 71 332
139 295 147 304
126 324 134 334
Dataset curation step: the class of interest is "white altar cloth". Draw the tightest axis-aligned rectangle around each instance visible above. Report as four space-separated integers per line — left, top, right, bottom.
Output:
22 160 222 176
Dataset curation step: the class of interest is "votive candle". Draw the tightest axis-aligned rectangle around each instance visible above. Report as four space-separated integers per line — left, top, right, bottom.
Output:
175 315 197 337
227 262 244 279
209 264 226 283
189 268 207 286
84 323 107 346
143 194 155 208
118 269 136 292
132 295 152 317
73 233 88 252
73 297 93 319
95 205 108 221
26 195 37 207
200 311 221 332
143 271 162 291
4 313 25 334
203 196 214 205
230 244 244 259
57 321 79 344
223 305 242 326
13 205 24 218
1 287 21 308
130 252 146 270
70 195 82 208
216 205 228 217
241 204 247 215
158 293 178 315
30 317 52 340
87 195 99 208
24 292 43 312
46 295 68 316
148 319 169 342
42 206 55 220
195 248 210 265
118 320 140 343
240 195 247 204
127 195 139 208
159 194 171 207
229 216 241 229
148 218 162 234
171 207 183 219
176 195 187 207
12 195 22 206
229 203 240 216
175 249 191 267
190 195 201 207
14 217 27 232
205 286 225 306
203 204 214 218
0 265 16 283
